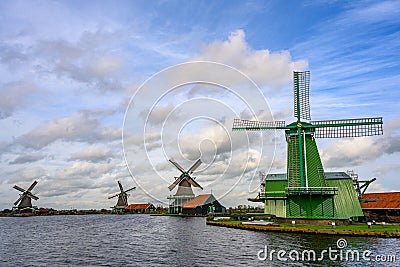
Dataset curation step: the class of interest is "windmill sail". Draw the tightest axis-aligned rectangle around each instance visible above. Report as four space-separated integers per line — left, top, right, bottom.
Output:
168 159 203 193
168 176 183 191
186 176 203 189
169 160 186 173
232 119 286 131
188 159 202 174
310 117 383 138
293 71 311 121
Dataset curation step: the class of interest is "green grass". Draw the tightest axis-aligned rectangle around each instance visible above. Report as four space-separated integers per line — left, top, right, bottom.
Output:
280 223 400 232
211 220 400 233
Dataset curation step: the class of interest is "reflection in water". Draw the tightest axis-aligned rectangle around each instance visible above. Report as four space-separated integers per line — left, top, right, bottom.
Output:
0 215 398 266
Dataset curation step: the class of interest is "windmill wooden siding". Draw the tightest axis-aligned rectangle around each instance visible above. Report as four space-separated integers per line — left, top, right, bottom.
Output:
254 172 363 220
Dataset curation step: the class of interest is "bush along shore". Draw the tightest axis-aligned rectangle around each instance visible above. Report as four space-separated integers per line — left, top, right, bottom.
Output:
206 217 400 238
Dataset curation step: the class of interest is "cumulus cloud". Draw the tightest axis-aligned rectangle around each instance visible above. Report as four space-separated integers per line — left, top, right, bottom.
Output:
61 161 114 178
321 137 382 168
193 29 308 87
9 152 46 164
89 56 124 77
10 166 47 184
367 183 390 193
39 160 118 198
15 112 120 149
33 30 125 92
69 145 113 163
0 42 30 66
0 80 37 119
141 104 175 125
321 116 400 168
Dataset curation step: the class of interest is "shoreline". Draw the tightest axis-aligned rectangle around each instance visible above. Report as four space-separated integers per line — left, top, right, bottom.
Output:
206 221 400 238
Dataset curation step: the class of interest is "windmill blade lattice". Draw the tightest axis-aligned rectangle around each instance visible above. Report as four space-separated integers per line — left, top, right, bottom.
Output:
188 159 202 174
26 193 39 200
13 185 25 193
232 119 286 131
169 160 186 173
293 71 311 121
118 181 124 192
311 117 383 138
108 192 120 199
27 181 38 192
186 177 203 189
124 187 136 193
168 176 183 191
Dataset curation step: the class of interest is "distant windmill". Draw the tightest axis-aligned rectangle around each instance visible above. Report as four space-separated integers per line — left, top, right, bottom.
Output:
168 159 203 195
108 181 135 213
13 180 39 209
168 159 203 214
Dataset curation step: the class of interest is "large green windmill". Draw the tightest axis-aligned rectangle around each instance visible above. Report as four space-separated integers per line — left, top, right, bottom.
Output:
232 71 383 220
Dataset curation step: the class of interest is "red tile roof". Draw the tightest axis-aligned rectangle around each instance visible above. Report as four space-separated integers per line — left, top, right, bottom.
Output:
361 192 400 209
183 194 211 209
126 203 153 210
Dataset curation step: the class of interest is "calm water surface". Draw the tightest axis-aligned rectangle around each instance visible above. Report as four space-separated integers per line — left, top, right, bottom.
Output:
0 215 398 266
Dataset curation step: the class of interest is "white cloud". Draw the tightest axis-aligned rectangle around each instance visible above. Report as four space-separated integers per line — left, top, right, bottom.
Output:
0 80 37 119
9 152 46 164
142 104 175 125
69 145 113 163
10 166 47 184
321 137 381 168
321 116 400 168
89 56 124 77
367 183 390 193
194 29 308 87
15 112 120 149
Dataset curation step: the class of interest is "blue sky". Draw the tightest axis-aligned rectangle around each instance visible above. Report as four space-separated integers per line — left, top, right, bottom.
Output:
1 0 399 209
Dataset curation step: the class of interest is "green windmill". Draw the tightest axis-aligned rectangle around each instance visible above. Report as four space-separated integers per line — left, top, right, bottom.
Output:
232 71 383 220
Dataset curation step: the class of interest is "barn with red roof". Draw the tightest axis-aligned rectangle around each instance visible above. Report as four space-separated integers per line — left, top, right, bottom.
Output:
126 203 156 214
170 194 225 215
361 192 400 222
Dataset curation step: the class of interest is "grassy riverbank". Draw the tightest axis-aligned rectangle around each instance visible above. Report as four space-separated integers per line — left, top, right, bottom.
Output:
206 220 400 238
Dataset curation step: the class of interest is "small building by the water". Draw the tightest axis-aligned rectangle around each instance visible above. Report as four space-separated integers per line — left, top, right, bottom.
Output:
169 194 225 215
126 203 156 214
361 192 400 222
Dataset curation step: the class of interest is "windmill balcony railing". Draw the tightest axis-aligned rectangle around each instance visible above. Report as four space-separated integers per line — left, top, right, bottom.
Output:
286 187 338 195
257 191 287 199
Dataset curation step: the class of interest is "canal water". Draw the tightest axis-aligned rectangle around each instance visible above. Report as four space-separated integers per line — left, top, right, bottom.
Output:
0 215 398 266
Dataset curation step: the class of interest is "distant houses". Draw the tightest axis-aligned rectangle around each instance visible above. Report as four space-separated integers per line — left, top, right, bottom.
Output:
126 203 156 214
168 194 226 215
